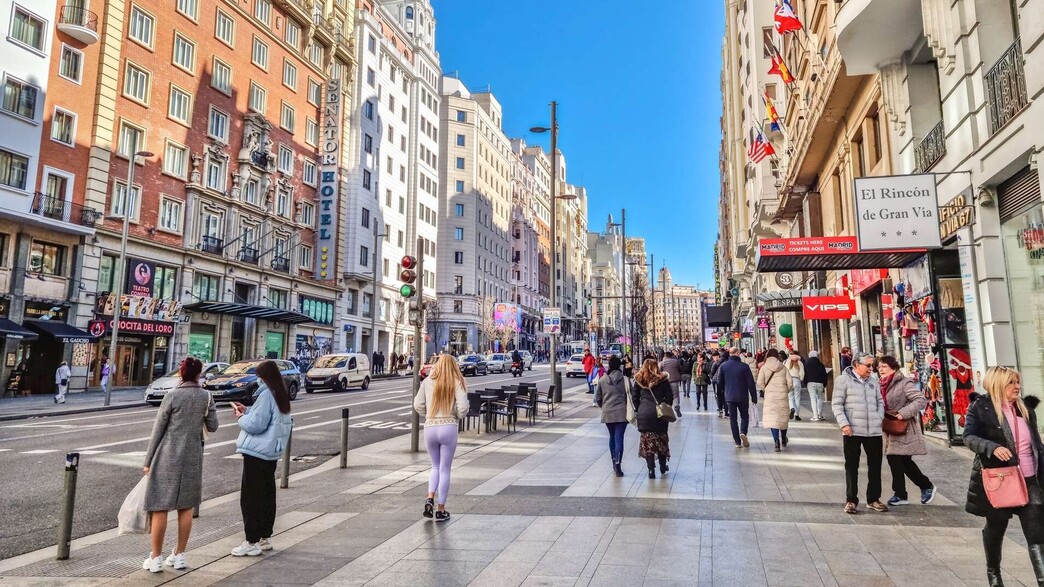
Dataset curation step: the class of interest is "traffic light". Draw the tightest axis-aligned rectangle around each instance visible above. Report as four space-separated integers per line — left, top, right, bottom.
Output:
399 255 417 298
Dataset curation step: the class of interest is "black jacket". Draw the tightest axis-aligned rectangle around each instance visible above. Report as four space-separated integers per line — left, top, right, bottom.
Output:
715 356 758 404
709 357 726 382
964 393 1043 517
803 357 829 385
631 376 673 435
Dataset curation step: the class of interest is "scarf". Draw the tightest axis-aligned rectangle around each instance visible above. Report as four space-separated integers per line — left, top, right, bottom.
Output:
879 373 895 410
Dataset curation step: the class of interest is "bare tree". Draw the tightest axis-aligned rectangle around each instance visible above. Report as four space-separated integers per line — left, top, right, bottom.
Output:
477 296 498 354
630 268 650 358
425 300 444 353
390 300 407 355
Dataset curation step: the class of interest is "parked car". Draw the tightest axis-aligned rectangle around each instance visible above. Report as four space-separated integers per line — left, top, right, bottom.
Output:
458 354 488 376
520 351 534 370
305 353 371 393
419 355 445 380
564 354 587 378
203 359 302 404
485 353 509 373
145 362 229 406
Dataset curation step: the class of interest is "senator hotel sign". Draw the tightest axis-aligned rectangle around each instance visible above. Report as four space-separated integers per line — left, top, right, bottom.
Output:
854 174 942 251
316 78 342 280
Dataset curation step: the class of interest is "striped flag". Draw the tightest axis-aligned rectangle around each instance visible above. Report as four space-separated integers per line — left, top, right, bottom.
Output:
765 92 783 133
774 0 803 34
748 130 775 163
768 47 795 84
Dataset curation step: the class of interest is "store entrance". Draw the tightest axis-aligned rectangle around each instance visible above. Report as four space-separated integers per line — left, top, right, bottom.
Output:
114 341 151 386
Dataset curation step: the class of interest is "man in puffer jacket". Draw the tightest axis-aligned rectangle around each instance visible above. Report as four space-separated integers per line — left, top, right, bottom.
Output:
832 352 887 514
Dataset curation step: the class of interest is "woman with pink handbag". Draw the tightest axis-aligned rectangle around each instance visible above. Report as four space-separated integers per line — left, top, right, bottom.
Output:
964 366 1044 587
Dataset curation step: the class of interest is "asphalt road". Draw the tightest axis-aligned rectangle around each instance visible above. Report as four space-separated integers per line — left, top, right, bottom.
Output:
0 365 558 560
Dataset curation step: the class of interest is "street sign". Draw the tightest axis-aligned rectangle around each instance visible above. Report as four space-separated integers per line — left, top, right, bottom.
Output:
542 307 561 334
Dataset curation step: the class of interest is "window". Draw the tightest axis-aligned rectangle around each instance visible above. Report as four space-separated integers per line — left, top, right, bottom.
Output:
382 257 389 277
159 197 182 231
10 6 45 51
123 62 150 103
299 244 313 270
300 201 315 225
362 170 371 190
308 43 323 67
305 118 318 147
454 227 464 240
362 293 372 317
168 86 192 124
398 197 405 214
192 273 220 302
456 180 464 193
359 245 369 266
456 110 466 122
453 276 463 294
366 68 375 86
401 106 407 123
111 181 141 219
2 76 39 120
368 34 376 53
0 149 28 190
201 211 222 237
364 100 374 120
172 34 196 72
176 0 198 19
453 300 463 313
267 287 287 309
208 107 229 142
361 207 370 228
278 145 293 174
307 78 321 106
254 0 271 24
276 189 290 217
128 6 155 47
364 134 373 154
28 241 64 276
303 159 317 186
248 82 266 113
456 134 465 147
50 109 75 146
43 170 70 201
154 265 177 300
59 45 83 83
97 254 116 292
117 121 145 158
397 230 403 246
163 141 188 179
280 102 294 131
215 9 234 46
251 36 269 69
455 157 464 170
762 27 774 59
243 178 258 204
282 60 297 90
454 251 463 264
211 58 232 94
284 20 300 49
206 157 227 191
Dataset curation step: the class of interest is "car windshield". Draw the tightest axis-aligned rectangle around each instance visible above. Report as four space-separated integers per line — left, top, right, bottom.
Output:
569 355 584 362
313 356 349 369
461 356 480 363
223 362 259 375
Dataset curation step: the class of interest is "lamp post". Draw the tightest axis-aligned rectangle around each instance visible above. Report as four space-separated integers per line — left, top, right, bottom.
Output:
607 209 627 355
369 224 387 364
104 145 153 406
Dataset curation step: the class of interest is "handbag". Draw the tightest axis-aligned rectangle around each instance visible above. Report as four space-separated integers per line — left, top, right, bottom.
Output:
624 378 636 425
882 412 908 436
984 421 1029 509
653 383 677 423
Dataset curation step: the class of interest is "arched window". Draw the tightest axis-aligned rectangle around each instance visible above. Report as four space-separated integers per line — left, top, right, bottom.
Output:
405 6 414 19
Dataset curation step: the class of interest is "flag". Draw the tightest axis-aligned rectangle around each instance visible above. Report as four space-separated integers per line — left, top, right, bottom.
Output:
764 92 782 133
768 48 795 84
774 0 802 34
748 130 775 163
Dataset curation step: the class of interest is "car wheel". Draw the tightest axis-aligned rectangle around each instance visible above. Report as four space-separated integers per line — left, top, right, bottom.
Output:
361 376 370 390
333 379 345 393
288 383 299 400
305 387 314 394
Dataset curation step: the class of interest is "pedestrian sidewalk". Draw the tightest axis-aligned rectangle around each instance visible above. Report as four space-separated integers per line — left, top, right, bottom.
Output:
1 389 1037 586
0 387 147 421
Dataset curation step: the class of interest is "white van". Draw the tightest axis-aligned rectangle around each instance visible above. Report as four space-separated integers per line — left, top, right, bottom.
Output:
305 353 371 393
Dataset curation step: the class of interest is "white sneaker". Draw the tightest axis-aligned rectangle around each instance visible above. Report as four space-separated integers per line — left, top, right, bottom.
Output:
230 541 262 557
165 551 187 570
142 555 163 573
259 538 273 551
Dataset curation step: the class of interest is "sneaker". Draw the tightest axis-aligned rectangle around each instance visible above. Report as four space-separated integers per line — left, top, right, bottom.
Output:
164 551 187 570
921 485 937 505
867 501 889 513
887 495 909 507
258 538 273 551
794 415 802 421
740 433 750 448
843 502 858 514
423 497 434 519
230 541 262 557
674 405 682 418
143 555 163 573
434 510 450 523
789 408 795 420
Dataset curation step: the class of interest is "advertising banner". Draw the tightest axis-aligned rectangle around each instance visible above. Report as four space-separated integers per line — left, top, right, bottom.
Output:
95 293 182 322
125 258 155 297
854 173 942 251
542 307 561 334
802 295 856 320
493 303 521 332
758 236 858 256
316 78 342 280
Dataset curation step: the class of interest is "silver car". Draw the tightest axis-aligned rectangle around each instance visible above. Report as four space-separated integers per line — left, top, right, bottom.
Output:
145 362 229 405
485 353 509 373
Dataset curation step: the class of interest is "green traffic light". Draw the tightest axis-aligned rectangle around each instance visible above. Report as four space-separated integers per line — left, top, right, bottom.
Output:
400 284 416 298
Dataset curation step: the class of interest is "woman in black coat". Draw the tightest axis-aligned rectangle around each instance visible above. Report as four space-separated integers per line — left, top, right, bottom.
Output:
964 366 1044 587
631 358 674 479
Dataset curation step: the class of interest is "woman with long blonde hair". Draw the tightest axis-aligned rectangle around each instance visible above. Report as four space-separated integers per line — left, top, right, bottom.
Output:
964 366 1044 586
413 354 469 522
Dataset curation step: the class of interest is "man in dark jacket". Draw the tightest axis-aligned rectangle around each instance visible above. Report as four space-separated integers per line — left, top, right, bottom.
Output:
660 351 684 418
715 347 758 447
679 352 693 399
709 352 728 418
803 350 830 421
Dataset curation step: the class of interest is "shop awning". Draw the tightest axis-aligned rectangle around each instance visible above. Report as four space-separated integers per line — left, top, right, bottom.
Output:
0 318 38 340
184 302 314 325
756 289 835 312
25 320 96 343
756 236 925 272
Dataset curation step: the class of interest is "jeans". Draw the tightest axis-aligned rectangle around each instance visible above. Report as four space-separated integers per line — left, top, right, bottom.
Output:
605 422 627 464
886 454 932 500
843 435 883 505
715 384 726 413
727 401 750 445
695 385 708 409
425 424 459 505
241 455 278 543
671 382 681 409
680 378 691 397
770 428 789 444
807 383 825 419
789 377 803 415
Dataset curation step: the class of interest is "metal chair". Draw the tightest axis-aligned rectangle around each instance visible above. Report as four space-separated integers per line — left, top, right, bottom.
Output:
491 392 518 432
535 384 555 417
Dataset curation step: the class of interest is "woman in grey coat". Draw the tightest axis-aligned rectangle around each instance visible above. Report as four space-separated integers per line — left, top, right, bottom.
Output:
594 356 630 477
878 356 936 506
141 358 218 572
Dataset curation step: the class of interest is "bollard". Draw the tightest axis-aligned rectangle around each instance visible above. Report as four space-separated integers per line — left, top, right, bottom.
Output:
280 419 293 489
339 407 350 469
56 452 79 560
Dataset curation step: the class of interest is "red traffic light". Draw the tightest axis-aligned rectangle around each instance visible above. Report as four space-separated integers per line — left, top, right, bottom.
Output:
401 255 417 270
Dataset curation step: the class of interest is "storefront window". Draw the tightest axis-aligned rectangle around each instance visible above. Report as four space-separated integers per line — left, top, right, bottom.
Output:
28 240 64 275
188 332 214 361
1002 202 1044 423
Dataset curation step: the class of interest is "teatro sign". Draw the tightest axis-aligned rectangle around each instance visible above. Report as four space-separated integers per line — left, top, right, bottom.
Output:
854 174 942 251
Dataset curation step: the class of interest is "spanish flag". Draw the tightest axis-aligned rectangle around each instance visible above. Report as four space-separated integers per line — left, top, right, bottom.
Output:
768 48 795 84
765 93 782 133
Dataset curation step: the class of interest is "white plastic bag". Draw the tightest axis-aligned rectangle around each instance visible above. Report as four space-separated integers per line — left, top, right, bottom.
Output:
117 477 151 535
749 402 762 429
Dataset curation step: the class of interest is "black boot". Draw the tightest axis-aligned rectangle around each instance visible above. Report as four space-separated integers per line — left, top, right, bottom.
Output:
1029 544 1044 587
983 527 1005 587
646 456 656 479
659 456 669 475
613 461 624 478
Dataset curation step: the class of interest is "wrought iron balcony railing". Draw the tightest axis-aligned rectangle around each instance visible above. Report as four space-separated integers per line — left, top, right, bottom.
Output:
985 38 1028 135
31 192 101 227
914 120 947 172
238 247 259 265
58 6 98 31
200 235 224 255
271 256 291 272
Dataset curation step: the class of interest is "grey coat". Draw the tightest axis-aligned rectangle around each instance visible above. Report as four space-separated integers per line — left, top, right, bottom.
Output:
831 368 884 437
595 370 630 424
143 382 218 511
883 375 928 456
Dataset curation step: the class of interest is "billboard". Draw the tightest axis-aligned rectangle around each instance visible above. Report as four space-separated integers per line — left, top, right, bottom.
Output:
704 304 733 328
493 303 521 332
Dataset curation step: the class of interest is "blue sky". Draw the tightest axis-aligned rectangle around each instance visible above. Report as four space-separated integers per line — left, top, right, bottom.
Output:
432 0 724 289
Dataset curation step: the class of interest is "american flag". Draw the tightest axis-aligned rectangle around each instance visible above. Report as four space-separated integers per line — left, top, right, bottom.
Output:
747 130 775 163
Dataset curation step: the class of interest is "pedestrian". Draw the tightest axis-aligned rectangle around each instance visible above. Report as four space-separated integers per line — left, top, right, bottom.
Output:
679 351 693 399
595 356 630 477
15 360 29 397
622 355 634 378
803 351 829 421
833 352 888 514
414 354 469 522
230 360 293 557
407 354 414 370
839 346 853 370
691 354 710 411
878 356 936 507
54 360 71 404
742 351 758 380
716 347 758 448
100 357 111 395
587 356 606 400
758 349 793 452
371 351 379 375
710 352 728 417
786 351 805 420
582 349 596 388
964 366 1044 586
659 350 684 418
632 358 673 478
141 357 219 572
390 353 399 374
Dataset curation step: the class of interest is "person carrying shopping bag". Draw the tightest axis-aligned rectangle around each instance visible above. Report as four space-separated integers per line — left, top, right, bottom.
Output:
786 351 805 420
141 358 218 572
632 358 674 479
54 361 71 404
879 356 936 507
413 354 469 522
230 360 292 557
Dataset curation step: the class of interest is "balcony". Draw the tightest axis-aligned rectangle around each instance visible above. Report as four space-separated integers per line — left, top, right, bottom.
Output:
238 247 259 265
914 120 947 172
57 6 99 44
30 192 101 227
985 39 1028 136
271 257 291 273
274 0 311 25
200 235 224 255
836 0 923 75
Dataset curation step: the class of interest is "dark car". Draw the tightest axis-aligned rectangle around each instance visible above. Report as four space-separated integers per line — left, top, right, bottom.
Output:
458 354 488 377
203 359 302 404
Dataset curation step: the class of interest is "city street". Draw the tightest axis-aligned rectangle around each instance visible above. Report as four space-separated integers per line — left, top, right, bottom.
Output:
0 366 557 560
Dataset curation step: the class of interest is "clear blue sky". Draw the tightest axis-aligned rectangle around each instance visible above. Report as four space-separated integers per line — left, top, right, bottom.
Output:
432 0 724 289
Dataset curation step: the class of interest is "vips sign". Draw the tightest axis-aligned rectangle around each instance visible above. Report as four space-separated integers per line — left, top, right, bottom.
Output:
854 174 942 251
802 296 856 320
315 78 342 280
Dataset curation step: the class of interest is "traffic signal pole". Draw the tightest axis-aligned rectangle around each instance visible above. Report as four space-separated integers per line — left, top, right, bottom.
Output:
410 240 424 453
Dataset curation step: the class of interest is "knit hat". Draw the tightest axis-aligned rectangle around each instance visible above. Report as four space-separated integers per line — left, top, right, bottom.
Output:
808 351 819 358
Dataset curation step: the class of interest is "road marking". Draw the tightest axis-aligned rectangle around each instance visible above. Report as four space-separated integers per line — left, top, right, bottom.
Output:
22 449 58 454
0 448 11 452
398 412 413 416
223 454 243 460
76 450 108 455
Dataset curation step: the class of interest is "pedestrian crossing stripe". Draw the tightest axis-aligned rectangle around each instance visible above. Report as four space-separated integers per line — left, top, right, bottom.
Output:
22 449 58 454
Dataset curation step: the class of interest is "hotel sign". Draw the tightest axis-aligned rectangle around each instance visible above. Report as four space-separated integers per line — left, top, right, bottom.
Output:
316 78 342 280
854 173 942 251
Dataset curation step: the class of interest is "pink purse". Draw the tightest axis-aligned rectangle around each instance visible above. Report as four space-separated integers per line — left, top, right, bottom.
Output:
983 420 1029 509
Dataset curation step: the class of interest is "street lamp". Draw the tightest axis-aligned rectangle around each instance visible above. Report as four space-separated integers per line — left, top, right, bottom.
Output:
104 146 153 406
531 101 576 403
607 209 627 356
370 224 387 363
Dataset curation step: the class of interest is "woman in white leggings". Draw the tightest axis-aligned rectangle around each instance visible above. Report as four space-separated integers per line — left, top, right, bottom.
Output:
413 354 469 522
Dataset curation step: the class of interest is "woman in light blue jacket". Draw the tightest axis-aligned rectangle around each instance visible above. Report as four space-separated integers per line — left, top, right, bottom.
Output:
230 360 292 557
